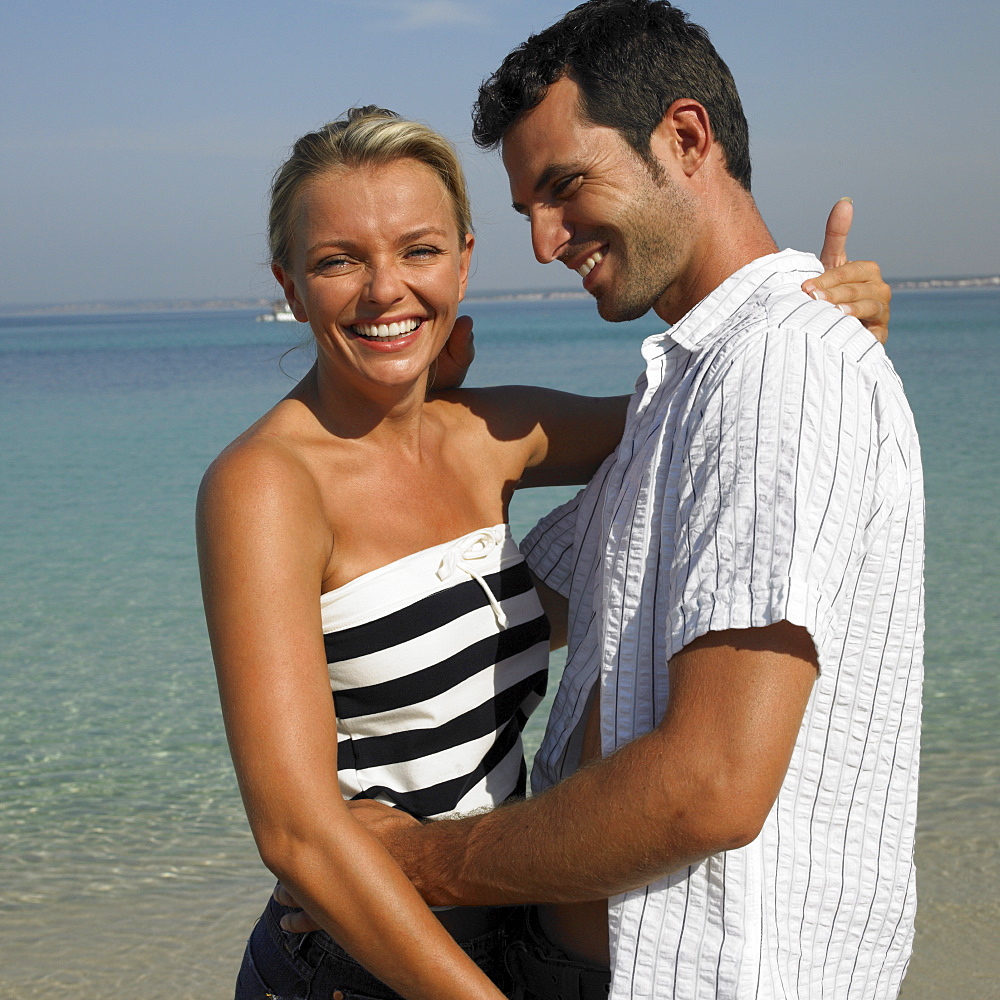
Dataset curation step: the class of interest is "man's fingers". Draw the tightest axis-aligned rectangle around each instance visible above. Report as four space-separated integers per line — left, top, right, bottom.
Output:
346 797 421 833
818 197 854 270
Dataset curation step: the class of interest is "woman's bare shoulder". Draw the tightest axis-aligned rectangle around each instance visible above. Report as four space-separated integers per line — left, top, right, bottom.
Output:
198 402 325 525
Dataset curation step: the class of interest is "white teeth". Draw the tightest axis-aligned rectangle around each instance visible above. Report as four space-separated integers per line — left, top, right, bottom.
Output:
352 319 421 338
576 250 604 279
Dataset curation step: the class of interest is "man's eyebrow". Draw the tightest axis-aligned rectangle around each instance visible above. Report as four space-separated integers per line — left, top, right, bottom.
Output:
511 163 581 215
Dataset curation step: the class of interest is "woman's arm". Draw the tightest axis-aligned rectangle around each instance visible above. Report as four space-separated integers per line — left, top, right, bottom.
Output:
452 385 629 488
531 572 569 650
196 442 504 1000
518 389 630 487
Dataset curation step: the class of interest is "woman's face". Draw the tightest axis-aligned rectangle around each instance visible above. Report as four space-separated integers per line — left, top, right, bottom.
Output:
274 157 473 395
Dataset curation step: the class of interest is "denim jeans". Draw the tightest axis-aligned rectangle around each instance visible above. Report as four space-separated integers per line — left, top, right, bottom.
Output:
234 893 519 1000
505 907 610 1000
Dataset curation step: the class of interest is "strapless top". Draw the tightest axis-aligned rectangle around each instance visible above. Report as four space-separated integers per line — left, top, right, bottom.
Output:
321 525 550 820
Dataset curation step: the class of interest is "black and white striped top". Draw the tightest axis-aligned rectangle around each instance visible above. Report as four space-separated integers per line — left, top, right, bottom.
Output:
322 525 549 821
523 251 924 1000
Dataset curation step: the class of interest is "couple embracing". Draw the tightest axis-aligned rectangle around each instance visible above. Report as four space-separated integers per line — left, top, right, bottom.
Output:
198 2 921 999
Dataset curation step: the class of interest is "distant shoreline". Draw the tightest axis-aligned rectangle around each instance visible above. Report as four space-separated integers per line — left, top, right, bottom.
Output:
2 275 998 318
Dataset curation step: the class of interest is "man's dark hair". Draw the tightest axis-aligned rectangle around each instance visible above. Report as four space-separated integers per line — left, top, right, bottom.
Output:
472 0 751 191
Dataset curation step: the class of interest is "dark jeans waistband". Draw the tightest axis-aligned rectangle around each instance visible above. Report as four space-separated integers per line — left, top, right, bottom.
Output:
253 893 519 998
505 907 610 1000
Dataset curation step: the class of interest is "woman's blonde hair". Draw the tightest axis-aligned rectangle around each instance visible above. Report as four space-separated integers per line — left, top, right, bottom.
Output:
269 106 473 268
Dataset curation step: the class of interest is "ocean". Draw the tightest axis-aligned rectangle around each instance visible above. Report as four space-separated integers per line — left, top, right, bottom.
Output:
1 290 997 998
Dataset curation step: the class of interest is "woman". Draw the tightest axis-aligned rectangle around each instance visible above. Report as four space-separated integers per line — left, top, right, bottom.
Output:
198 107 628 1000
198 107 889 1000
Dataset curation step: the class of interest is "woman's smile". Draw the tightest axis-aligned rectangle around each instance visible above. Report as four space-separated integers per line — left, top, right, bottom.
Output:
349 317 424 340
274 157 473 392
345 316 429 353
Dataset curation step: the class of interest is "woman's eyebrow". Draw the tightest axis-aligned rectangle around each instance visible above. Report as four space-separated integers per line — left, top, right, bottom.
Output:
397 226 451 243
306 227 451 256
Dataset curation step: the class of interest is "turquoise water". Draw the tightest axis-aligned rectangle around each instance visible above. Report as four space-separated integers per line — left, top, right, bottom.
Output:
0 292 997 997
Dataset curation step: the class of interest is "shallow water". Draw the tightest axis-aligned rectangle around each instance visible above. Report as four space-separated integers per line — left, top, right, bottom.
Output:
0 291 996 997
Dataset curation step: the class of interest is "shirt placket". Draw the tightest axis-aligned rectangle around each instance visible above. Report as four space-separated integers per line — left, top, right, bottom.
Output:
596 348 669 745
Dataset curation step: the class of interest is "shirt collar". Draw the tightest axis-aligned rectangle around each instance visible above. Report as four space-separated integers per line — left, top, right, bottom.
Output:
642 248 823 359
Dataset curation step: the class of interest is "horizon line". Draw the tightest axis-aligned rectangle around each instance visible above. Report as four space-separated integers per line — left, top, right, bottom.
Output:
2 274 999 317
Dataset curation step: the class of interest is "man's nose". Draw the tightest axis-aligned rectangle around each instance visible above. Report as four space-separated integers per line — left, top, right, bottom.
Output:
530 209 571 265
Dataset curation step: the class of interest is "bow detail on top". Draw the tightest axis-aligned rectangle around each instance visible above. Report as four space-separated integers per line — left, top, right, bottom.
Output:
436 527 509 628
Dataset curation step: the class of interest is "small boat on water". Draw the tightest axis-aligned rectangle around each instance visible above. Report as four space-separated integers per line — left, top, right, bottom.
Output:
257 301 298 322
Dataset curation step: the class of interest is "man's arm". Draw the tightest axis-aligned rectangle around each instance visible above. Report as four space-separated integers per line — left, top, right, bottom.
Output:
352 621 816 906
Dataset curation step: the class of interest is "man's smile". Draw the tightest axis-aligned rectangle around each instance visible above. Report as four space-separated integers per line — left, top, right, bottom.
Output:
576 250 604 279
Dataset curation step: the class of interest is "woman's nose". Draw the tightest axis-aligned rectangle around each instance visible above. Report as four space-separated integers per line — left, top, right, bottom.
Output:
364 262 406 304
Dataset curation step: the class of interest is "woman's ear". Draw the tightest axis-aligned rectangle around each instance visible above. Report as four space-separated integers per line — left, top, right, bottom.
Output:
271 262 309 323
457 232 475 301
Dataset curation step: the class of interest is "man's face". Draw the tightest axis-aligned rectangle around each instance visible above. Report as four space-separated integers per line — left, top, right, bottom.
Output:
501 76 695 323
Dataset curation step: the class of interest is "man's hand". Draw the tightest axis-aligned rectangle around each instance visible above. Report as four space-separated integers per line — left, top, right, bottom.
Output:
346 797 424 839
801 198 891 346
429 314 475 391
273 800 423 934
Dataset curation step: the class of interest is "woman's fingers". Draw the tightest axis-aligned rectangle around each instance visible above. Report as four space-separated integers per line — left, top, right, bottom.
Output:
818 197 854 270
430 315 475 391
802 260 891 346
272 881 299 907
280 907 321 933
272 881 322 933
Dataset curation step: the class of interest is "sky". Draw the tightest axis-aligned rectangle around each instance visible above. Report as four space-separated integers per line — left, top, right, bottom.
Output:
1 0 997 307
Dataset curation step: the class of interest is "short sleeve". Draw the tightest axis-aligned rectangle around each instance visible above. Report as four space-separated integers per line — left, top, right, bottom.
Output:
519 492 582 599
665 328 892 672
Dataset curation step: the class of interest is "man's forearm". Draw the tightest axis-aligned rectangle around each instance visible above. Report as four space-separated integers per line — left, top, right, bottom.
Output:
391 625 817 907
395 729 728 907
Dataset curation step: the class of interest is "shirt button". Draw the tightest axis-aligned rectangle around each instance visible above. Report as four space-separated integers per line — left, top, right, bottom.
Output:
332 992 345 1000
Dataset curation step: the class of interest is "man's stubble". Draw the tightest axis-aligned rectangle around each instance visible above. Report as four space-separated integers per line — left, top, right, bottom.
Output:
594 168 697 324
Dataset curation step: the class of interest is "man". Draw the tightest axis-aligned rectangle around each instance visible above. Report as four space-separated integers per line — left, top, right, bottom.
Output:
283 3 921 997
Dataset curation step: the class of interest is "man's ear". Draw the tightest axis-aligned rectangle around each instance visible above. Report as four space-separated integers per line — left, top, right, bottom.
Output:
649 98 713 179
271 262 309 323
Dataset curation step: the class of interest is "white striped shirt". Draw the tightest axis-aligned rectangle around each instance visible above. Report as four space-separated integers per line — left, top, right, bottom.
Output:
522 250 924 999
